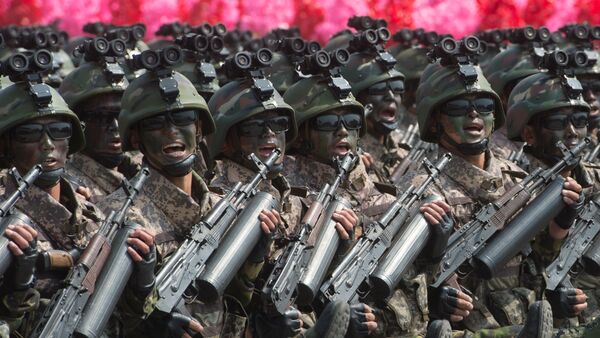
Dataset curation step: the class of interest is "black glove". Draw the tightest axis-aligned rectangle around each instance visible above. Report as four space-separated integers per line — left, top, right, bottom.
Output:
426 213 454 262
346 303 372 338
554 191 585 229
248 232 273 263
8 238 37 291
546 286 582 319
165 312 198 338
428 286 462 320
130 242 157 295
254 307 302 338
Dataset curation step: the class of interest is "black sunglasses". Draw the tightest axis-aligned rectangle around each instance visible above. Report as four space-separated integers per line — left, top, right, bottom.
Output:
139 110 198 131
540 111 589 131
367 80 405 96
238 116 290 137
311 113 362 131
12 122 73 143
442 97 495 117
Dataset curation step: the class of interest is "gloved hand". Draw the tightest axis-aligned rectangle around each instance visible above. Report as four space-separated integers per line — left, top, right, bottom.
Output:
248 209 280 263
5 224 38 290
165 312 203 338
546 286 588 318
346 303 377 338
555 177 584 229
126 227 157 295
254 307 303 338
428 285 473 322
420 200 453 262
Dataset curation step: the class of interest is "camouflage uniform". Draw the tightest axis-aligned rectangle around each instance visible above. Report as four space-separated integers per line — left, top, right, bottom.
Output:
98 166 254 337
65 153 126 203
359 130 409 184
398 147 557 337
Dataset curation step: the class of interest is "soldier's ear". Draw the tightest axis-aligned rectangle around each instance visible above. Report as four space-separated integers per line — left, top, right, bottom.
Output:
130 128 140 150
522 126 536 146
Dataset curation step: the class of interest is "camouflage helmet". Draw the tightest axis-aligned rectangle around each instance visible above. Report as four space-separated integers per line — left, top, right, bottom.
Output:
0 82 85 156
416 62 504 142
59 60 128 111
393 47 430 84
284 74 366 136
54 49 76 79
206 78 296 160
263 52 297 94
324 30 353 52
174 59 220 100
506 72 590 141
484 45 542 99
340 51 405 96
120 70 215 151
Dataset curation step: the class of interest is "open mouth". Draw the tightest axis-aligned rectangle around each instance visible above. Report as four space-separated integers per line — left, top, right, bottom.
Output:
42 156 57 168
379 107 397 122
463 123 484 134
334 141 351 156
107 138 122 151
162 142 186 157
258 144 277 158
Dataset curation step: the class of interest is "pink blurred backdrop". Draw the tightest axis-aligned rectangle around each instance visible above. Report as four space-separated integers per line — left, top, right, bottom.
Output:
1 0 599 43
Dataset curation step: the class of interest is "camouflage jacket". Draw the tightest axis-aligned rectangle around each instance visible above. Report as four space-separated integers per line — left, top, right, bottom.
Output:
284 154 397 222
359 131 409 184
490 127 522 161
397 148 554 331
0 175 102 336
98 165 257 338
65 153 124 203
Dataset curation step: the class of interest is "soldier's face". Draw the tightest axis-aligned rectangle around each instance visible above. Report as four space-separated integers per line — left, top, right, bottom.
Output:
135 110 200 170
359 79 403 132
579 77 600 134
234 111 287 165
307 109 361 164
530 108 588 157
79 95 123 167
8 116 71 175
438 94 495 145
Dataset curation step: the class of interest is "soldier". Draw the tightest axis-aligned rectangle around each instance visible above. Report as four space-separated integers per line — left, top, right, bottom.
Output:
59 39 131 202
97 50 279 337
505 53 599 328
0 54 152 335
205 52 356 337
399 39 584 337
339 31 408 184
283 54 453 337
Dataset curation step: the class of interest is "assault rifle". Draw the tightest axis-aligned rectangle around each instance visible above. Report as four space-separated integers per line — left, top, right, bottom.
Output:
31 166 150 338
152 150 281 314
318 154 451 305
432 138 590 287
389 128 437 185
262 153 357 314
0 165 43 276
545 193 600 291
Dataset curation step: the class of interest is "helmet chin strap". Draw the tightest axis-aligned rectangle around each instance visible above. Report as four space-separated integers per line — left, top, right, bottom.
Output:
92 152 126 169
442 133 489 156
373 120 399 135
161 154 197 177
35 168 64 189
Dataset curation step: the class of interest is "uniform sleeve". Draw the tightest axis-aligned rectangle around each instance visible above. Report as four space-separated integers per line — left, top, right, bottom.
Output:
0 286 39 336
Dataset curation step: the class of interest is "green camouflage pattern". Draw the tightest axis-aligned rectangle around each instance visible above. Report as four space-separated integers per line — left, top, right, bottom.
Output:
340 52 405 96
173 59 220 98
416 63 504 142
65 153 125 203
323 30 353 51
119 71 215 151
0 82 85 158
263 52 297 95
506 72 590 141
393 47 431 83
59 60 128 111
206 78 296 161
283 75 366 136
483 45 542 98
359 130 409 183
